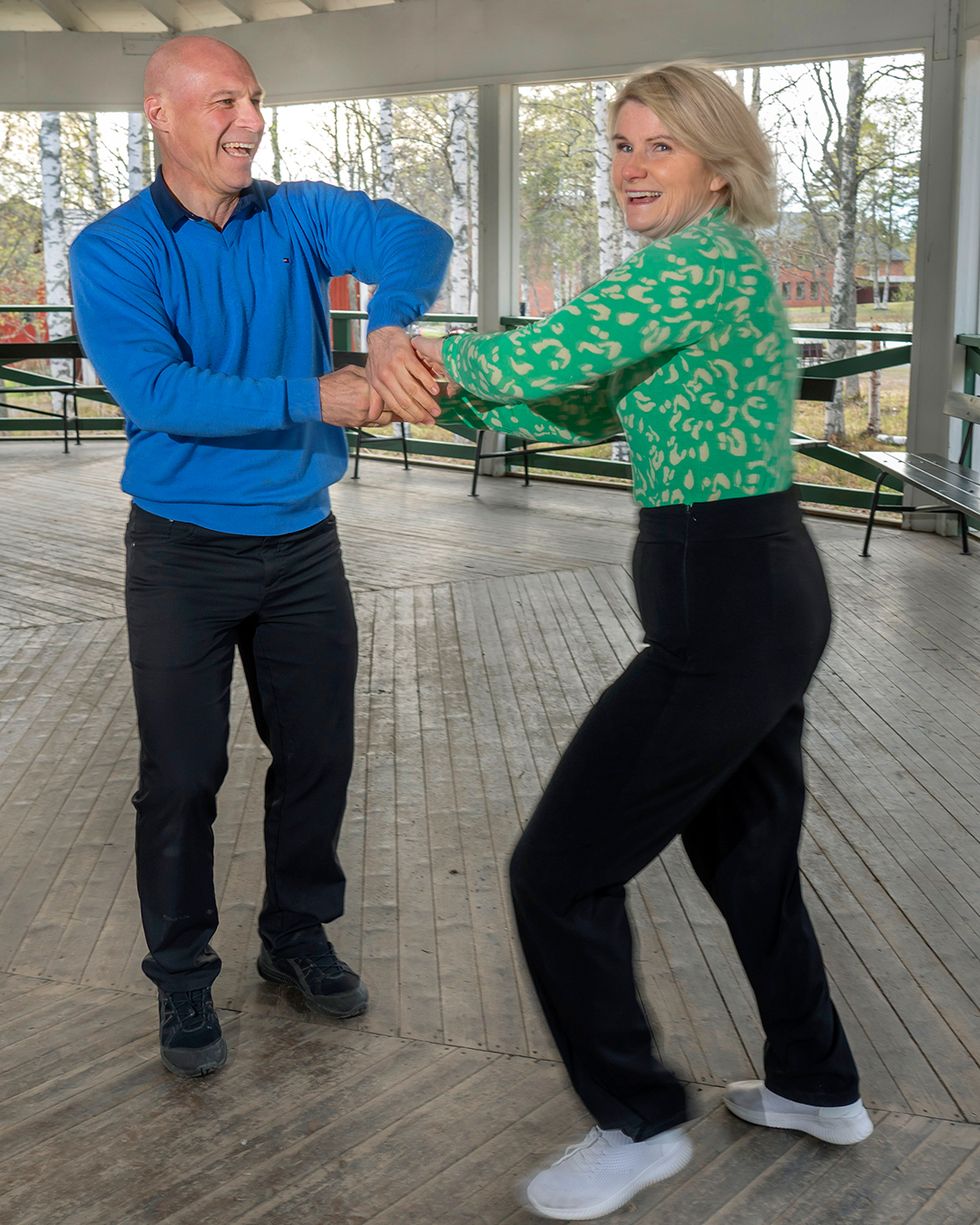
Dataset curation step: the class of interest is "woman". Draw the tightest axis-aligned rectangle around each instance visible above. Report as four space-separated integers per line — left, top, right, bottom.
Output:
416 63 872 1222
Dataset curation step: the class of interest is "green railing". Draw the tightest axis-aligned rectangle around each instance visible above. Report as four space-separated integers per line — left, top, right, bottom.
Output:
0 303 920 514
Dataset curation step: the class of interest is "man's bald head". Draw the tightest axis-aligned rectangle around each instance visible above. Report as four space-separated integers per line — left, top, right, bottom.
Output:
144 36 256 103
142 34 265 226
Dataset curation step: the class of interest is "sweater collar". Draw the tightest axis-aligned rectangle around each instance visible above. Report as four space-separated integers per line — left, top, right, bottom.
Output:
150 168 278 231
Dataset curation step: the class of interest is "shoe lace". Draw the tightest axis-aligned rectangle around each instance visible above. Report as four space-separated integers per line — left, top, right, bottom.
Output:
164 988 214 1031
292 944 351 989
556 1127 609 1172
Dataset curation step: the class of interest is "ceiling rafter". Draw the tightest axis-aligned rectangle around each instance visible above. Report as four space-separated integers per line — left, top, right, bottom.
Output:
31 0 102 31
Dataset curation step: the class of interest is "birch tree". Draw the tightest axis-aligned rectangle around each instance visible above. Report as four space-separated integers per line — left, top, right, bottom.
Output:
268 106 283 182
592 81 619 277
40 112 72 403
447 91 477 314
127 112 149 197
823 59 865 440
86 114 106 213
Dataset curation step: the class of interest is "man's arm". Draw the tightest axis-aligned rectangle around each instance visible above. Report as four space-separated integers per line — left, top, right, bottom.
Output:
70 229 385 435
70 231 326 437
298 186 453 422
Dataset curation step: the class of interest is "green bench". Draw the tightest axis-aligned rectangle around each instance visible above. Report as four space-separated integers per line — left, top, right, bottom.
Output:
860 391 980 556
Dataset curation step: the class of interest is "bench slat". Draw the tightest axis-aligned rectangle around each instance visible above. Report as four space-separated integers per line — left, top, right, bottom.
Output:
860 450 980 515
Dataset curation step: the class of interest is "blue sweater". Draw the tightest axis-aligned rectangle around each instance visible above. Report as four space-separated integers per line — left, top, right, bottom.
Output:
69 174 452 534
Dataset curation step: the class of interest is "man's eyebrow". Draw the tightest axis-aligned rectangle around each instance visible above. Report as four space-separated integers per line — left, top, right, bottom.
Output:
205 87 265 100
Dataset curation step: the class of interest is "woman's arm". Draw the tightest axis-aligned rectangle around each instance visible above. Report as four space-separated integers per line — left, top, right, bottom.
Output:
437 379 622 444
441 232 717 406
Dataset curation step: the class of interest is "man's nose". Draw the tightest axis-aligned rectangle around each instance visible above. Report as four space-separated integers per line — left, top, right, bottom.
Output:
238 101 264 132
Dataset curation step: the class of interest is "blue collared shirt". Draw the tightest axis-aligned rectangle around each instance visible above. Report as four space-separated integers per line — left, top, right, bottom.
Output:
69 171 451 534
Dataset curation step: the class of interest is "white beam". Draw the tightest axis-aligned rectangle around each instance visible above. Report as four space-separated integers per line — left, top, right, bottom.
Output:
0 0 959 111
31 0 101 31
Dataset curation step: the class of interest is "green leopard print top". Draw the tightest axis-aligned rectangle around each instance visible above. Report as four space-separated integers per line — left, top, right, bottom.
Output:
438 208 798 506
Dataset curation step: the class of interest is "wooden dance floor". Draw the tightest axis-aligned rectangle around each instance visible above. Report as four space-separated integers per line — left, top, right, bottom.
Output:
0 442 977 1223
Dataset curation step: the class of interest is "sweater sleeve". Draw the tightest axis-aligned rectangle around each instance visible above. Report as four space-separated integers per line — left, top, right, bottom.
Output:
294 184 452 333
442 231 718 419
69 229 321 438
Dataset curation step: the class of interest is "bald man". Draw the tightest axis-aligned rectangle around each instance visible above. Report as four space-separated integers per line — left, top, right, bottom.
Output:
70 36 451 1077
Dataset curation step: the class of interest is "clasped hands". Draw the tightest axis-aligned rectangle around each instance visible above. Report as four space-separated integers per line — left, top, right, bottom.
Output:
317 327 452 429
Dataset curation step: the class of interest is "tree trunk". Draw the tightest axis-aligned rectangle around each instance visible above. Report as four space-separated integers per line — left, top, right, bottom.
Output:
378 97 393 191
447 91 474 316
269 106 282 182
826 59 864 443
86 114 106 213
867 324 881 434
127 112 148 198
375 96 404 439
40 112 72 409
593 81 619 276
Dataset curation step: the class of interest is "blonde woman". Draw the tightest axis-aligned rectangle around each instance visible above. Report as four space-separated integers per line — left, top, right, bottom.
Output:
417 63 872 1221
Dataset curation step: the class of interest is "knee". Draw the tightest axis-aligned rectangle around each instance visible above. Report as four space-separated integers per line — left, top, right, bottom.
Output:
139 753 227 813
509 826 561 912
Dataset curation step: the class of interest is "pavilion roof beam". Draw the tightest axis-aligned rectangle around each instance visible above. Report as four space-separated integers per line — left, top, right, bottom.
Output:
138 0 203 32
211 0 246 21
31 0 102 31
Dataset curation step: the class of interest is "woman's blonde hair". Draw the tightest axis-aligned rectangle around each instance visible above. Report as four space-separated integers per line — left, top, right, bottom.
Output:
611 62 776 229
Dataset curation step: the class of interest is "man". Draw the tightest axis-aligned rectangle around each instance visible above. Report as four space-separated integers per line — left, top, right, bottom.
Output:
69 35 451 1077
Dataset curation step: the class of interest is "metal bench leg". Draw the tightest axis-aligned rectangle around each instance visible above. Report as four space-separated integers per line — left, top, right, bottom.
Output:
861 474 885 557
352 429 362 479
400 422 410 470
522 441 530 486
959 512 970 555
61 390 69 454
72 390 81 446
471 430 485 496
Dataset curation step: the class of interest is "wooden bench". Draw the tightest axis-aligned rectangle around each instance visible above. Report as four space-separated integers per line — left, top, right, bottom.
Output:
860 391 980 557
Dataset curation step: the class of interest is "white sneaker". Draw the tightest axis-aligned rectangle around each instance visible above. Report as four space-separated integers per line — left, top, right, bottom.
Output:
523 1125 693 1220
723 1080 873 1145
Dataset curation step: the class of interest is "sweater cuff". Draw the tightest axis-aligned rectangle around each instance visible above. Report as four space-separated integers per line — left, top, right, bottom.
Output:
286 377 322 424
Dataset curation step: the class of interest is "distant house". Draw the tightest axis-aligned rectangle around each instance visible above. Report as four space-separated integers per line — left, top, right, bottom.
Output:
758 211 914 310
854 247 913 304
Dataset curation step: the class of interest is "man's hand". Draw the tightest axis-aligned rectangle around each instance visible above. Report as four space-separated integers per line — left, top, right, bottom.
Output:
365 326 441 425
318 365 393 428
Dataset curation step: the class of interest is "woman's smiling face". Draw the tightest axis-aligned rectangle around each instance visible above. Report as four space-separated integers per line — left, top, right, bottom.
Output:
611 99 727 240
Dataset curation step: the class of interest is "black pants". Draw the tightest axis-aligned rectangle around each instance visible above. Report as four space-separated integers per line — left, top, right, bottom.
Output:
509 489 860 1140
125 505 357 992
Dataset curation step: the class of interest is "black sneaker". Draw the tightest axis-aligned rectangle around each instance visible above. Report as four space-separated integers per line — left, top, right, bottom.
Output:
257 944 368 1018
158 986 228 1077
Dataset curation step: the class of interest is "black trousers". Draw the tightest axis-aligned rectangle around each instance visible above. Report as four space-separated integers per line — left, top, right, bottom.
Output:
125 506 357 992
509 489 860 1140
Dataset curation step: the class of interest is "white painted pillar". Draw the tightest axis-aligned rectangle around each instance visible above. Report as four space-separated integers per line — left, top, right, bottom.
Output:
906 4 962 529
475 82 520 475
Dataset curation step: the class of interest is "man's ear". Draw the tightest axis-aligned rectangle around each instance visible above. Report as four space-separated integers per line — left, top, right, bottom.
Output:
144 95 167 133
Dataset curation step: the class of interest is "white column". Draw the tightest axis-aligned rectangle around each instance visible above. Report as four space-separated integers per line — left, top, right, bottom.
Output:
476 82 520 475
477 82 519 331
905 11 961 529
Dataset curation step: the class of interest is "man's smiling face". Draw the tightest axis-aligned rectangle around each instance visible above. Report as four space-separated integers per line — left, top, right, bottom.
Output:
146 39 265 214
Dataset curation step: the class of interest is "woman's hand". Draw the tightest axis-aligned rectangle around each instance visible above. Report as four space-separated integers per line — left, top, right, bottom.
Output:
411 334 448 378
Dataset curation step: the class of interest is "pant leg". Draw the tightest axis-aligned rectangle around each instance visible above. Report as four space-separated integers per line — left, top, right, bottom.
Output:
236 516 358 957
681 702 860 1106
126 506 260 991
510 491 837 1139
